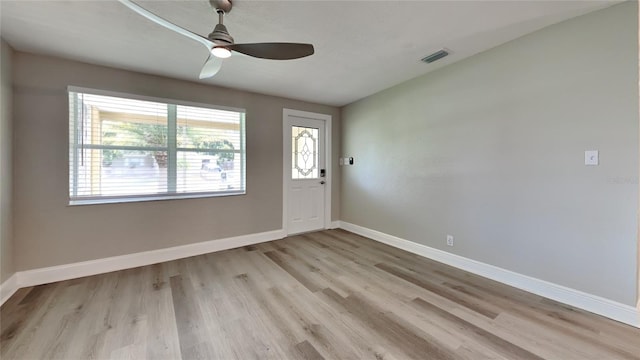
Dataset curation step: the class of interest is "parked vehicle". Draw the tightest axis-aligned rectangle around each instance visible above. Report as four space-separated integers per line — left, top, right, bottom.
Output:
200 159 227 180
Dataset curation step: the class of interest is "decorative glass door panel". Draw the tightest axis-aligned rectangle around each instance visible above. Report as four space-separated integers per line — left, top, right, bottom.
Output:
291 126 319 179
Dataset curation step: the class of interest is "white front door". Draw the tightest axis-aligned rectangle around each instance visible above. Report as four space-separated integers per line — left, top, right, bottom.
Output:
284 110 330 235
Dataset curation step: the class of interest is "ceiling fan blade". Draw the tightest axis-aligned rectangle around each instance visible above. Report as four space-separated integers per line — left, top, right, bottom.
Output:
199 54 223 79
118 0 212 50
227 43 314 60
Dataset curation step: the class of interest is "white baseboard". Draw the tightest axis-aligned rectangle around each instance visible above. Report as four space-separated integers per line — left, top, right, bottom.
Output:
0 273 19 306
329 221 341 229
338 221 640 328
1 228 286 306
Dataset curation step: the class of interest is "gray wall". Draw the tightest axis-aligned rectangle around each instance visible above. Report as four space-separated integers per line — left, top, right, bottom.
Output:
1 39 14 283
12 52 340 271
341 2 638 306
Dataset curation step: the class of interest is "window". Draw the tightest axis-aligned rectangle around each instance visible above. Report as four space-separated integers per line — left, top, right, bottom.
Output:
68 88 245 205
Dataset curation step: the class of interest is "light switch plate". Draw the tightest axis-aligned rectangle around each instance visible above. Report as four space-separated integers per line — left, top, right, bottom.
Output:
585 150 599 165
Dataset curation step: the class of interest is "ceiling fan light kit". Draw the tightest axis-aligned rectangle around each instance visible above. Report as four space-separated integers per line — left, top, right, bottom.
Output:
119 0 314 79
211 47 232 58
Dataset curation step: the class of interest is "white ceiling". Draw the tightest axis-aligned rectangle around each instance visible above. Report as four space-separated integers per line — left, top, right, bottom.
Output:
0 0 618 107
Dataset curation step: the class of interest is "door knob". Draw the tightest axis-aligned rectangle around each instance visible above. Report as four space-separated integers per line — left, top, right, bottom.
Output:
320 181 325 185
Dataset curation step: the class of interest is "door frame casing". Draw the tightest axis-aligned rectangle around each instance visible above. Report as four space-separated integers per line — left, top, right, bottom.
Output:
282 108 332 235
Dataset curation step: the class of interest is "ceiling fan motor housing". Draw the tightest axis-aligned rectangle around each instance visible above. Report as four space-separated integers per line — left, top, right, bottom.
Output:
209 23 234 45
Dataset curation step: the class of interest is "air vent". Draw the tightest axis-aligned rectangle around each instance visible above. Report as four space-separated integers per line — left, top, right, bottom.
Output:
421 49 450 63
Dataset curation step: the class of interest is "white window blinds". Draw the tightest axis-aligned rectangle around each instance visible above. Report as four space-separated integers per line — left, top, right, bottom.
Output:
68 89 245 204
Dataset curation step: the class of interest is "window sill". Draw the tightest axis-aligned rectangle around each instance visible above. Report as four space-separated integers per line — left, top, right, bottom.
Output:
69 190 246 206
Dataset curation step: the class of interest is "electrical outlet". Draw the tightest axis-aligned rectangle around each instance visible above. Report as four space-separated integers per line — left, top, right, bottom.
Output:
446 235 454 247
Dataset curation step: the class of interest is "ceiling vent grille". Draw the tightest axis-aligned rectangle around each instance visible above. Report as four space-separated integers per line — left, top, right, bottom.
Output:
421 49 449 64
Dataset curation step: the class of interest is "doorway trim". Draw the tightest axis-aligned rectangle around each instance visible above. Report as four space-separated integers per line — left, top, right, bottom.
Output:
282 108 332 235
637 0 640 311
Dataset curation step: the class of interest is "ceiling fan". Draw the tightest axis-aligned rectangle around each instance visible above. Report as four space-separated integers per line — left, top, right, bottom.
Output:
118 0 315 79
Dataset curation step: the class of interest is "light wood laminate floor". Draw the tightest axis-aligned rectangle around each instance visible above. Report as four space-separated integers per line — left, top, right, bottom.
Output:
1 229 639 359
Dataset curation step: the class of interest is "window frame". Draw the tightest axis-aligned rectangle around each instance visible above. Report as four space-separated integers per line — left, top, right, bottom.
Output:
68 86 246 205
